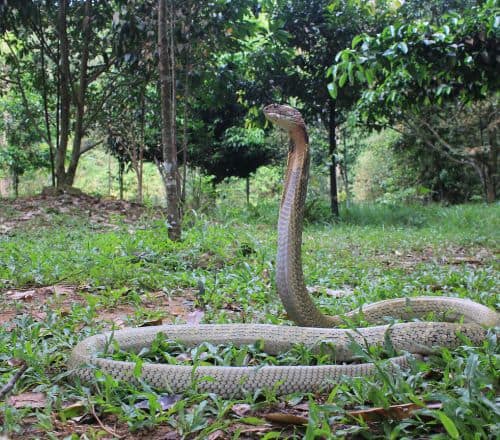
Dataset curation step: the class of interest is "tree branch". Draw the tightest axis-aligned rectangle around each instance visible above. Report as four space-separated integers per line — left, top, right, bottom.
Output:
80 139 103 155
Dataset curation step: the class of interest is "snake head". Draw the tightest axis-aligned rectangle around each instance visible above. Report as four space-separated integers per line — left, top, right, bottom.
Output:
264 104 306 131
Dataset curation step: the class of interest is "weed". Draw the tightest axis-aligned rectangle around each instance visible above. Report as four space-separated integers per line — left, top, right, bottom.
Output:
0 202 498 438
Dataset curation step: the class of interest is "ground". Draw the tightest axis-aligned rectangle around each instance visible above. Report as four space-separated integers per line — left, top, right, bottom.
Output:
0 194 498 439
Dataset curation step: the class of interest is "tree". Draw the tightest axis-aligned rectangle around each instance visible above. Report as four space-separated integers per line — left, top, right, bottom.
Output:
158 0 182 240
265 0 394 216
0 1 118 188
330 0 499 202
0 91 49 197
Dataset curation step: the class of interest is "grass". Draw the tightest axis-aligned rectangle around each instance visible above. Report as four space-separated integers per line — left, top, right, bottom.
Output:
0 201 498 439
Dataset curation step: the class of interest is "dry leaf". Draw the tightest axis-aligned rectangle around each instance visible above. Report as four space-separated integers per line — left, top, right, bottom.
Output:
8 392 46 409
324 287 353 298
232 424 270 435
175 353 191 362
6 289 35 301
0 312 16 324
7 358 25 367
139 317 164 327
208 429 226 440
291 403 310 411
307 286 353 298
53 285 75 295
111 318 126 329
263 412 308 425
347 402 443 422
186 310 204 325
134 394 181 411
450 257 482 265
31 311 47 321
232 403 251 417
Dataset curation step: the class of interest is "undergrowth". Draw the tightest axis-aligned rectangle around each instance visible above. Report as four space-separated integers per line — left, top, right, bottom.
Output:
0 202 498 439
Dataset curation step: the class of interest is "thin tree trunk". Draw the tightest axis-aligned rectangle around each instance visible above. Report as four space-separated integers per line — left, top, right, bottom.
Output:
181 62 190 204
158 0 181 240
40 38 56 187
66 0 91 186
486 121 497 203
118 161 124 200
107 154 112 196
246 176 250 205
12 169 19 199
343 128 350 208
328 99 339 217
56 0 71 188
137 88 146 204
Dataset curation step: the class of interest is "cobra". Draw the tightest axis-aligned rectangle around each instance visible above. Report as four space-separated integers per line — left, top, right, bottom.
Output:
69 104 498 398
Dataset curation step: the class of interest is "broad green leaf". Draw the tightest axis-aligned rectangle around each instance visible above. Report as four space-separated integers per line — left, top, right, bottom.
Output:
352 34 364 48
339 72 348 87
397 42 408 54
436 411 459 439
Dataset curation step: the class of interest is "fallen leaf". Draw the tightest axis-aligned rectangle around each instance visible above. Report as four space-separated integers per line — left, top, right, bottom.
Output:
175 353 191 362
324 287 353 298
59 401 87 420
6 289 35 300
53 285 75 295
111 318 126 329
450 257 482 265
347 402 443 423
139 317 164 327
8 392 46 409
31 311 47 321
262 412 308 425
208 429 226 440
232 423 270 434
186 310 204 325
158 394 182 410
135 394 182 411
7 358 25 367
0 312 16 324
306 286 353 298
232 403 251 417
291 403 309 411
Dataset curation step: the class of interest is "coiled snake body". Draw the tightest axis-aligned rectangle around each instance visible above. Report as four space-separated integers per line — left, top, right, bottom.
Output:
69 104 498 397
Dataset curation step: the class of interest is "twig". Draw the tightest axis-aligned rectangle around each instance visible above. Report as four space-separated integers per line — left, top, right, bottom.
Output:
0 363 28 400
90 403 124 439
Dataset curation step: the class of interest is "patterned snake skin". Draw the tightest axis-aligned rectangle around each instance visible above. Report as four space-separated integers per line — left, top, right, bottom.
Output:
69 104 498 398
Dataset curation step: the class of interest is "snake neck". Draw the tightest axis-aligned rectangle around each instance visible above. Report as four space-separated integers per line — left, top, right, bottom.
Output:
276 127 336 327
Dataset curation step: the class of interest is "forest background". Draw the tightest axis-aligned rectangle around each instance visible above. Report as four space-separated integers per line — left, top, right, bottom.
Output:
0 0 497 220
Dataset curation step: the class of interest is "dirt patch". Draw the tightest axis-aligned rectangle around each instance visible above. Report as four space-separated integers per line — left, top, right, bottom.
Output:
0 192 165 234
0 285 199 329
376 246 495 270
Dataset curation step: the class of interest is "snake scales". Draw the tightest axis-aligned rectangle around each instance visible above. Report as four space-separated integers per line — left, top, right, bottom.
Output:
69 104 498 397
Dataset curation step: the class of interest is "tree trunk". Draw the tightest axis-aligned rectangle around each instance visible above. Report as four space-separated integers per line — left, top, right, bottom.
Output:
137 88 146 204
118 161 124 200
40 38 56 187
56 0 71 188
12 169 19 199
65 0 91 186
158 0 182 240
246 176 250 205
485 121 497 203
328 99 339 217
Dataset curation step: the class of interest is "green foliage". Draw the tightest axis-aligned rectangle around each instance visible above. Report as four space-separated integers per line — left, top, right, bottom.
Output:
330 0 499 119
0 202 498 438
193 126 281 183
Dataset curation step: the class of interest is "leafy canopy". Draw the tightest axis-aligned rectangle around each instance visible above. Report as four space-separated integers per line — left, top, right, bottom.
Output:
329 0 499 123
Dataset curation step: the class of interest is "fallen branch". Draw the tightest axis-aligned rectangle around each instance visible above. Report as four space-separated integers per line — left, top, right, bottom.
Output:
90 403 124 439
0 362 28 400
